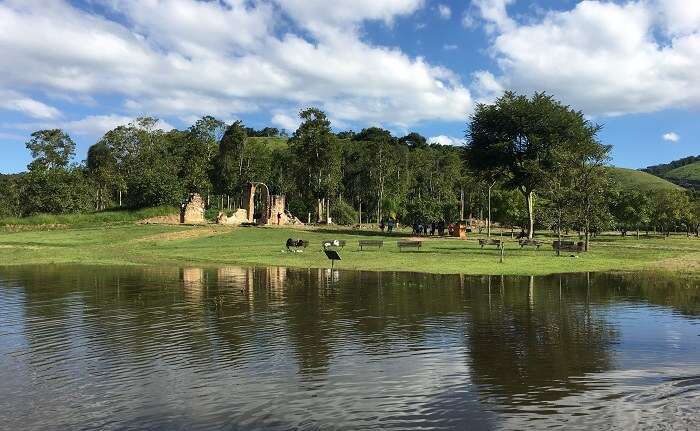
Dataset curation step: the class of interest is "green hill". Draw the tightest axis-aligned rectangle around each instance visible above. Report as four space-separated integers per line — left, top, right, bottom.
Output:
606 167 684 192
249 136 288 151
665 161 700 184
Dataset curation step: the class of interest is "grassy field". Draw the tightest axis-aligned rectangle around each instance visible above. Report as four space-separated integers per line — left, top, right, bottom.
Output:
0 223 698 276
0 206 177 228
606 167 684 192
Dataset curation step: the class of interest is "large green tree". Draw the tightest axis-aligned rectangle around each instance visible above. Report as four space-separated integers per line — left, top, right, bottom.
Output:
466 92 603 238
26 129 75 171
288 108 341 222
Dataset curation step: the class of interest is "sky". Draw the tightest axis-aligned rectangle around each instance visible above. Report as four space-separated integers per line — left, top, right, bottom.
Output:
0 0 699 173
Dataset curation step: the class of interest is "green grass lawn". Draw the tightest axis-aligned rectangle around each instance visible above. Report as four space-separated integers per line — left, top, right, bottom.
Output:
1 223 698 276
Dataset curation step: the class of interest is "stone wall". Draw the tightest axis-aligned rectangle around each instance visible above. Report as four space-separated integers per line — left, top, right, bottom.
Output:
180 193 205 224
217 208 249 225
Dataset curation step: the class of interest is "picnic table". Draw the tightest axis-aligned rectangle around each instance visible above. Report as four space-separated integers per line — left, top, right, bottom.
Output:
518 239 543 249
552 240 585 253
358 240 383 251
397 240 422 251
478 239 502 248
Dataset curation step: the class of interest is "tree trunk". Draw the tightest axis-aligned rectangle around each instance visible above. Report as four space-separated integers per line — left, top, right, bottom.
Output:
524 190 535 239
487 185 492 239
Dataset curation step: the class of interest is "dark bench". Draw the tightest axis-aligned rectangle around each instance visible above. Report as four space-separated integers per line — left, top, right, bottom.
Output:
285 238 309 251
519 239 543 249
397 240 422 251
478 239 502 248
552 241 585 253
322 239 346 249
358 240 383 251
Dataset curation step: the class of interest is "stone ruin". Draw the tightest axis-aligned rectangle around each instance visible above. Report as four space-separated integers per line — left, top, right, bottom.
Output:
217 182 302 226
180 193 205 224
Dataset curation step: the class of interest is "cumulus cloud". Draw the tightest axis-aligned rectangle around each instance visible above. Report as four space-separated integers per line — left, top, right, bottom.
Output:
0 0 472 129
5 114 174 138
474 0 700 116
0 91 60 119
428 135 465 146
662 132 680 142
438 4 451 19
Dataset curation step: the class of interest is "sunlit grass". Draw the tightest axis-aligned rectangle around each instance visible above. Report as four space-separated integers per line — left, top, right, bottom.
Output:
1 223 698 276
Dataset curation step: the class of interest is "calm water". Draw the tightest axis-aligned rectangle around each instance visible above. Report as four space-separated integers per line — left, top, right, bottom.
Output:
1 265 699 430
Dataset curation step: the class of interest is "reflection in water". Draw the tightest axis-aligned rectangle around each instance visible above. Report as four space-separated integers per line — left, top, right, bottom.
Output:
0 265 699 430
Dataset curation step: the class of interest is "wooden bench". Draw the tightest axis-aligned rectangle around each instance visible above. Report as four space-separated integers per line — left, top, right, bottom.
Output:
285 238 309 251
397 240 422 251
478 239 502 248
552 241 585 253
519 239 543 249
358 240 383 251
322 239 346 249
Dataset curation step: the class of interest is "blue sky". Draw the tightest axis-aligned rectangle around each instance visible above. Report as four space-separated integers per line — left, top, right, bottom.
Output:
0 0 698 173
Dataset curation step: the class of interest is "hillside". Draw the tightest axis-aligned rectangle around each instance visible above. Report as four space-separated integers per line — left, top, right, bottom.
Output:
664 161 700 189
606 167 684 192
248 136 288 151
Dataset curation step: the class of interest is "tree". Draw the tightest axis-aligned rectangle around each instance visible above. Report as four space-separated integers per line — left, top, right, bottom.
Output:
288 108 340 222
610 189 651 238
213 121 248 206
399 132 428 149
353 127 397 222
466 92 602 239
26 129 75 171
86 142 118 210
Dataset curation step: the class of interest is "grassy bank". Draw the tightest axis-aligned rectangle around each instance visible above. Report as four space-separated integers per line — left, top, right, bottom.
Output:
0 207 177 228
0 223 698 276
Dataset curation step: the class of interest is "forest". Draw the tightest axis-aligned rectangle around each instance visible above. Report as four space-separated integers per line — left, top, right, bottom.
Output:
1 93 699 240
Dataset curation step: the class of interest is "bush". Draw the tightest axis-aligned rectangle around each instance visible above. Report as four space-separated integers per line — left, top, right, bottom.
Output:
331 199 357 225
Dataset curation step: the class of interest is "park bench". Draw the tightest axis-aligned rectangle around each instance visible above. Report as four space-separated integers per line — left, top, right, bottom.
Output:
285 238 309 252
478 239 502 248
358 240 383 251
552 240 585 253
519 239 543 249
397 240 422 251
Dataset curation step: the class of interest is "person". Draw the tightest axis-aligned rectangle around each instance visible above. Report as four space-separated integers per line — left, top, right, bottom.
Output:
438 220 445 236
517 228 527 239
430 222 436 236
379 220 385 232
277 212 282 225
387 218 395 233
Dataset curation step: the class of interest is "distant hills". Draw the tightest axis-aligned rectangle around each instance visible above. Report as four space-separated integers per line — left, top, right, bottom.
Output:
606 167 684 192
642 154 700 190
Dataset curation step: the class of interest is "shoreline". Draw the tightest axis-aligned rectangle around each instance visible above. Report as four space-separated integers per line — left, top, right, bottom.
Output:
0 223 698 277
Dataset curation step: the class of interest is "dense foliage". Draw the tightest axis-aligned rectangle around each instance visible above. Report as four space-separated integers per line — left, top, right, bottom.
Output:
1 93 699 236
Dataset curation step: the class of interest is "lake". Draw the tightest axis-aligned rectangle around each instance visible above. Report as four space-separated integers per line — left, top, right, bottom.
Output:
1 265 699 430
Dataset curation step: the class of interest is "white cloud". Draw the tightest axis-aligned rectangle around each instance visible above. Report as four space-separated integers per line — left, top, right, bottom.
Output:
0 91 60 119
471 70 504 104
475 0 700 116
428 135 465 146
662 132 680 142
438 4 451 19
461 12 476 29
0 0 473 129
271 112 300 132
5 114 175 138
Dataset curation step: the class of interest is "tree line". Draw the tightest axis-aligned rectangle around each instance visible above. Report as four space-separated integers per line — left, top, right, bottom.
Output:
1 93 699 240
